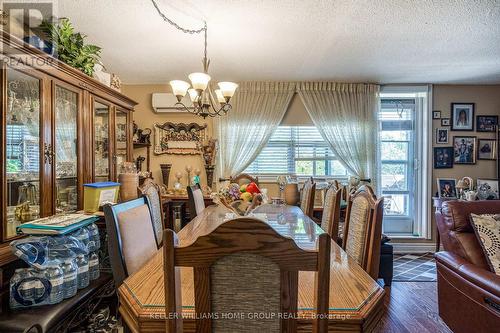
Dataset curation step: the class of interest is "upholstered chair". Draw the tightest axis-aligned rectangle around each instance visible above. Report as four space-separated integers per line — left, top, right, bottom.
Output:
187 184 205 220
321 184 342 242
104 197 158 287
229 173 260 186
342 185 384 279
300 177 316 218
138 178 164 246
163 218 331 333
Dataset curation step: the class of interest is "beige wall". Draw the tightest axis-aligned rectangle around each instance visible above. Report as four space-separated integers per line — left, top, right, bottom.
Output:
432 85 500 192
425 84 500 243
122 84 214 188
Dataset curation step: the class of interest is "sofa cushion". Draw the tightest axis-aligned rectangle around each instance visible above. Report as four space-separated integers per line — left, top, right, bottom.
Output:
470 214 500 275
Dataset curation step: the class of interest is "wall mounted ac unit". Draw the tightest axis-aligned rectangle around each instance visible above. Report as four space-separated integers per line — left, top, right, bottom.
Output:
152 93 193 113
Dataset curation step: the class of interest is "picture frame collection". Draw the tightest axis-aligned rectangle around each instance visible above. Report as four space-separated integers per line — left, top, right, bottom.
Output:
436 177 499 200
433 103 498 168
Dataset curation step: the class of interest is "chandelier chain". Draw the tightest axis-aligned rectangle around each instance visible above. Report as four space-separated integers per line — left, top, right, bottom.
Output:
150 0 206 34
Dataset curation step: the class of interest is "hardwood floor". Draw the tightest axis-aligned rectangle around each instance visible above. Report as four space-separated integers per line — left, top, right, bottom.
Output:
374 282 452 333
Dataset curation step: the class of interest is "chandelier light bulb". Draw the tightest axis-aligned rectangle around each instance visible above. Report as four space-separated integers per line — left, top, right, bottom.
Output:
169 80 190 100
188 72 211 90
218 81 238 99
214 89 226 104
188 88 199 103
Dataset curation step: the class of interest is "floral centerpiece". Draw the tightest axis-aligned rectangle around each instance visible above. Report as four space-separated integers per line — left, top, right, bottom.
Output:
213 182 263 216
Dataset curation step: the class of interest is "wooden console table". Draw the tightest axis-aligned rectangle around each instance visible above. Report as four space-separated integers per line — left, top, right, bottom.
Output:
118 204 385 332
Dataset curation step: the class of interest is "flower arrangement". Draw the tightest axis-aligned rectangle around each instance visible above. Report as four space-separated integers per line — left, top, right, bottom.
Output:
213 182 263 216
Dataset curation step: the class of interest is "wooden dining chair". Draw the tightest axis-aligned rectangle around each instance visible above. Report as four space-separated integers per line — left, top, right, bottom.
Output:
300 177 316 218
187 184 206 220
320 183 342 243
229 173 260 186
342 185 384 280
104 196 158 287
138 178 165 246
163 218 331 333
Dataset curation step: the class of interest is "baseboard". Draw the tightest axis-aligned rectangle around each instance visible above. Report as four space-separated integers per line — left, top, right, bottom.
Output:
391 242 436 254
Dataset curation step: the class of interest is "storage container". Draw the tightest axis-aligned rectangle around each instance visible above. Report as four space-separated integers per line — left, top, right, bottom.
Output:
83 182 120 213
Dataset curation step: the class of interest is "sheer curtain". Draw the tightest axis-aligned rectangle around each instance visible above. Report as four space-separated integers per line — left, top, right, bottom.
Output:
298 82 380 189
214 81 296 180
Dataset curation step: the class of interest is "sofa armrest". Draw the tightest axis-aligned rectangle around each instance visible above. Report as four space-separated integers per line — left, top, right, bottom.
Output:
435 251 500 298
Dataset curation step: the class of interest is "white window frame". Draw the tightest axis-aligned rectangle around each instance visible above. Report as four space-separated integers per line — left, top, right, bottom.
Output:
379 85 432 239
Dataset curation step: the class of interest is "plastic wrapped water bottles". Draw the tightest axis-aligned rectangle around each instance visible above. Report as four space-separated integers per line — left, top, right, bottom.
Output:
85 223 101 252
70 228 90 252
45 266 64 304
9 224 98 308
61 258 78 299
89 252 100 281
76 254 89 289
10 268 51 309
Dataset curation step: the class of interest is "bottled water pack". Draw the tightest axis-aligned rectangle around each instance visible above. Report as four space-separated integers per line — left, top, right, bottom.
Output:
9 223 101 308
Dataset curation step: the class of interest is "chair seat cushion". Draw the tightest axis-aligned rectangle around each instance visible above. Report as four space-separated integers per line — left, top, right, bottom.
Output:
117 204 158 275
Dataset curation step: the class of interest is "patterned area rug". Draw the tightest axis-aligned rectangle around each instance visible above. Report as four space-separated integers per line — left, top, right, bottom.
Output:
393 253 437 282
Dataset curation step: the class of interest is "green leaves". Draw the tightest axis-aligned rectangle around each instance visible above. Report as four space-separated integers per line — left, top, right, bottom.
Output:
40 18 102 76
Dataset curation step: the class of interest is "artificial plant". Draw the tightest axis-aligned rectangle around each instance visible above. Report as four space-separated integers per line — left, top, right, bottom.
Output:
39 18 102 76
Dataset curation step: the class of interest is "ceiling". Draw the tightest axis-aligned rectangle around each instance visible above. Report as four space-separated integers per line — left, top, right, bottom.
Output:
57 0 500 84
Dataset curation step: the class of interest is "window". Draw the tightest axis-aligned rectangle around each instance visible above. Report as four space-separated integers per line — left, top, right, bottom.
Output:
6 124 40 174
379 99 415 231
245 126 348 177
378 86 431 238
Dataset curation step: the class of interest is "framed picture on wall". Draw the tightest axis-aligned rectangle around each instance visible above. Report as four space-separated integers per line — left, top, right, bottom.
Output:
435 128 449 144
441 118 450 126
433 111 441 119
437 178 457 198
434 147 454 169
451 103 475 131
453 136 476 164
477 139 497 160
476 115 498 132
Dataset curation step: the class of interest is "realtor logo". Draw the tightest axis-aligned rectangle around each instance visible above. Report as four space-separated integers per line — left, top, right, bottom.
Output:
0 1 58 68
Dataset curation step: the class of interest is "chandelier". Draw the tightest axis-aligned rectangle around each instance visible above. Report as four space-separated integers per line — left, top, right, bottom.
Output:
151 0 238 118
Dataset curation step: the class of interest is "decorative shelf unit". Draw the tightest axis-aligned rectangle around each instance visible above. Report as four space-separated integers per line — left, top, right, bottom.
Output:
0 31 137 267
133 142 152 173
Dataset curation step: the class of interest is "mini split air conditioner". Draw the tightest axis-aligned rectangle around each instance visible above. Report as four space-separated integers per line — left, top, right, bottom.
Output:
152 93 193 113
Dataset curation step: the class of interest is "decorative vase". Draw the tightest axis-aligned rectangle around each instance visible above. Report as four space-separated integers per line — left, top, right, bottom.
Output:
284 183 300 206
160 164 172 188
205 165 215 190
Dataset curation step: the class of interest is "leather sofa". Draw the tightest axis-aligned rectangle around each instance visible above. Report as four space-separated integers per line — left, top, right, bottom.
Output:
435 200 500 333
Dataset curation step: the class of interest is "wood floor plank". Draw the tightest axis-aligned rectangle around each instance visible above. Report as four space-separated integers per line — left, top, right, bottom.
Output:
374 282 452 333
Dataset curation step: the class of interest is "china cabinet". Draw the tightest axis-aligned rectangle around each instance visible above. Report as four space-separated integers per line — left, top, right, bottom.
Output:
0 31 137 266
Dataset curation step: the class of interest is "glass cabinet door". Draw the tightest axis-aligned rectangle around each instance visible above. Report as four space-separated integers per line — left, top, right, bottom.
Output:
54 85 79 213
94 101 110 182
114 109 129 173
4 68 41 239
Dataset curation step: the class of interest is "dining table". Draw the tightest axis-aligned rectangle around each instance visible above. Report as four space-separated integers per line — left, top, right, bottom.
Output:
118 204 385 332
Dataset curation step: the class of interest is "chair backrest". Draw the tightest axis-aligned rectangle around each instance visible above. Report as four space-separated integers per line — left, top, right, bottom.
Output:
187 184 205 220
138 178 164 246
163 218 331 333
321 184 342 242
104 196 158 287
229 173 260 186
342 185 384 279
300 177 316 218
